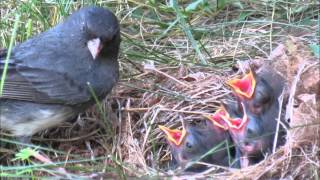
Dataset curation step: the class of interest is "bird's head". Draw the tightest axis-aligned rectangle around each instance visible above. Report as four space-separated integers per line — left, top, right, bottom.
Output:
159 121 229 171
220 102 267 157
228 68 276 115
159 125 195 168
66 6 120 60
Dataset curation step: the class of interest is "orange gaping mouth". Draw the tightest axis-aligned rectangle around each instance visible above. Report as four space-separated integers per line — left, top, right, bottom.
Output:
159 125 187 146
227 70 256 99
220 103 248 130
222 115 248 130
205 107 229 130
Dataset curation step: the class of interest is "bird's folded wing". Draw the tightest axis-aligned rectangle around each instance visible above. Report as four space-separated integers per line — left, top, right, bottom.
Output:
0 59 91 105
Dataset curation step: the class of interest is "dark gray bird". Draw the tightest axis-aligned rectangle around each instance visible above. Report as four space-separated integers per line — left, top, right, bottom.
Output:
0 6 120 143
159 118 233 172
225 68 286 167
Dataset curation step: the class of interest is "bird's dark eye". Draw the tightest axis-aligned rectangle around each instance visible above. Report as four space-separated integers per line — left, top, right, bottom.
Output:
100 34 115 44
261 96 271 104
253 103 262 109
110 33 119 42
185 142 193 149
194 119 202 124
247 128 254 135
111 34 117 41
250 103 263 115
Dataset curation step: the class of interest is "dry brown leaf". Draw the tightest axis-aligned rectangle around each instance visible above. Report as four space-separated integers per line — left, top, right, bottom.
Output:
291 93 319 144
297 65 320 96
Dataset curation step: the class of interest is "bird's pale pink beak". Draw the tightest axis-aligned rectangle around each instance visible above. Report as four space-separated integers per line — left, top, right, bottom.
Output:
226 70 256 99
87 38 103 60
159 125 187 146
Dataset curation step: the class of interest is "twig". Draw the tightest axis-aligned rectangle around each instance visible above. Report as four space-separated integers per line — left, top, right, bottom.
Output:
33 151 71 178
232 21 246 62
285 63 306 121
273 90 284 153
32 129 99 142
123 107 212 116
152 67 192 88
142 107 161 150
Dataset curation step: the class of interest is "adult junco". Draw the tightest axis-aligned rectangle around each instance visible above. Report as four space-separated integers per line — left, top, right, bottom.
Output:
225 68 286 167
0 6 120 143
159 118 233 172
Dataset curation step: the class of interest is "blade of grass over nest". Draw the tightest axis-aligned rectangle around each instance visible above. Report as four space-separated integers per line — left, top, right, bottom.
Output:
56 0 73 17
87 82 114 137
225 139 233 166
122 81 199 103
122 33 179 64
154 18 179 44
107 155 128 179
170 0 207 65
87 82 105 120
121 82 189 100
193 20 313 32
232 20 246 62
25 19 32 39
269 0 277 55
0 138 80 158
0 157 105 179
0 174 41 179
18 1 50 29
1 156 106 171
125 50 176 64
0 14 19 95
184 140 227 171
198 40 213 63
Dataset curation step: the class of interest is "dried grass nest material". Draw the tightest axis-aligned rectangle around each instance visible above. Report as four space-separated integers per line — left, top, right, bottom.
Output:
1 38 318 179
116 38 319 179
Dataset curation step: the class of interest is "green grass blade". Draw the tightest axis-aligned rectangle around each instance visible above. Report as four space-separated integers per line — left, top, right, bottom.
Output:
171 0 207 65
0 14 20 95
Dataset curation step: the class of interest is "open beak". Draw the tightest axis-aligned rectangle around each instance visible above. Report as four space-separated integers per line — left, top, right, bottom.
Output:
159 125 187 146
204 107 229 130
226 70 256 99
220 103 248 130
87 38 103 60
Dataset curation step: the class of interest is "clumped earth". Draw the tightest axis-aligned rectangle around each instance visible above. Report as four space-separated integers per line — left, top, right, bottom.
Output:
0 1 319 179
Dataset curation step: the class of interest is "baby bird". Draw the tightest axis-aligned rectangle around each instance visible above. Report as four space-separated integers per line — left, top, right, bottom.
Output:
159 117 233 172
225 67 286 167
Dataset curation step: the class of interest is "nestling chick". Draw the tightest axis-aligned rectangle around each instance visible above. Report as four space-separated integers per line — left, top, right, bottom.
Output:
225 68 286 167
159 118 233 172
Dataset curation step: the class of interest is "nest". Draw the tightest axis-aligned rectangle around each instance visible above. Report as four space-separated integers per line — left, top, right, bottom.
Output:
113 37 320 178
0 37 318 179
